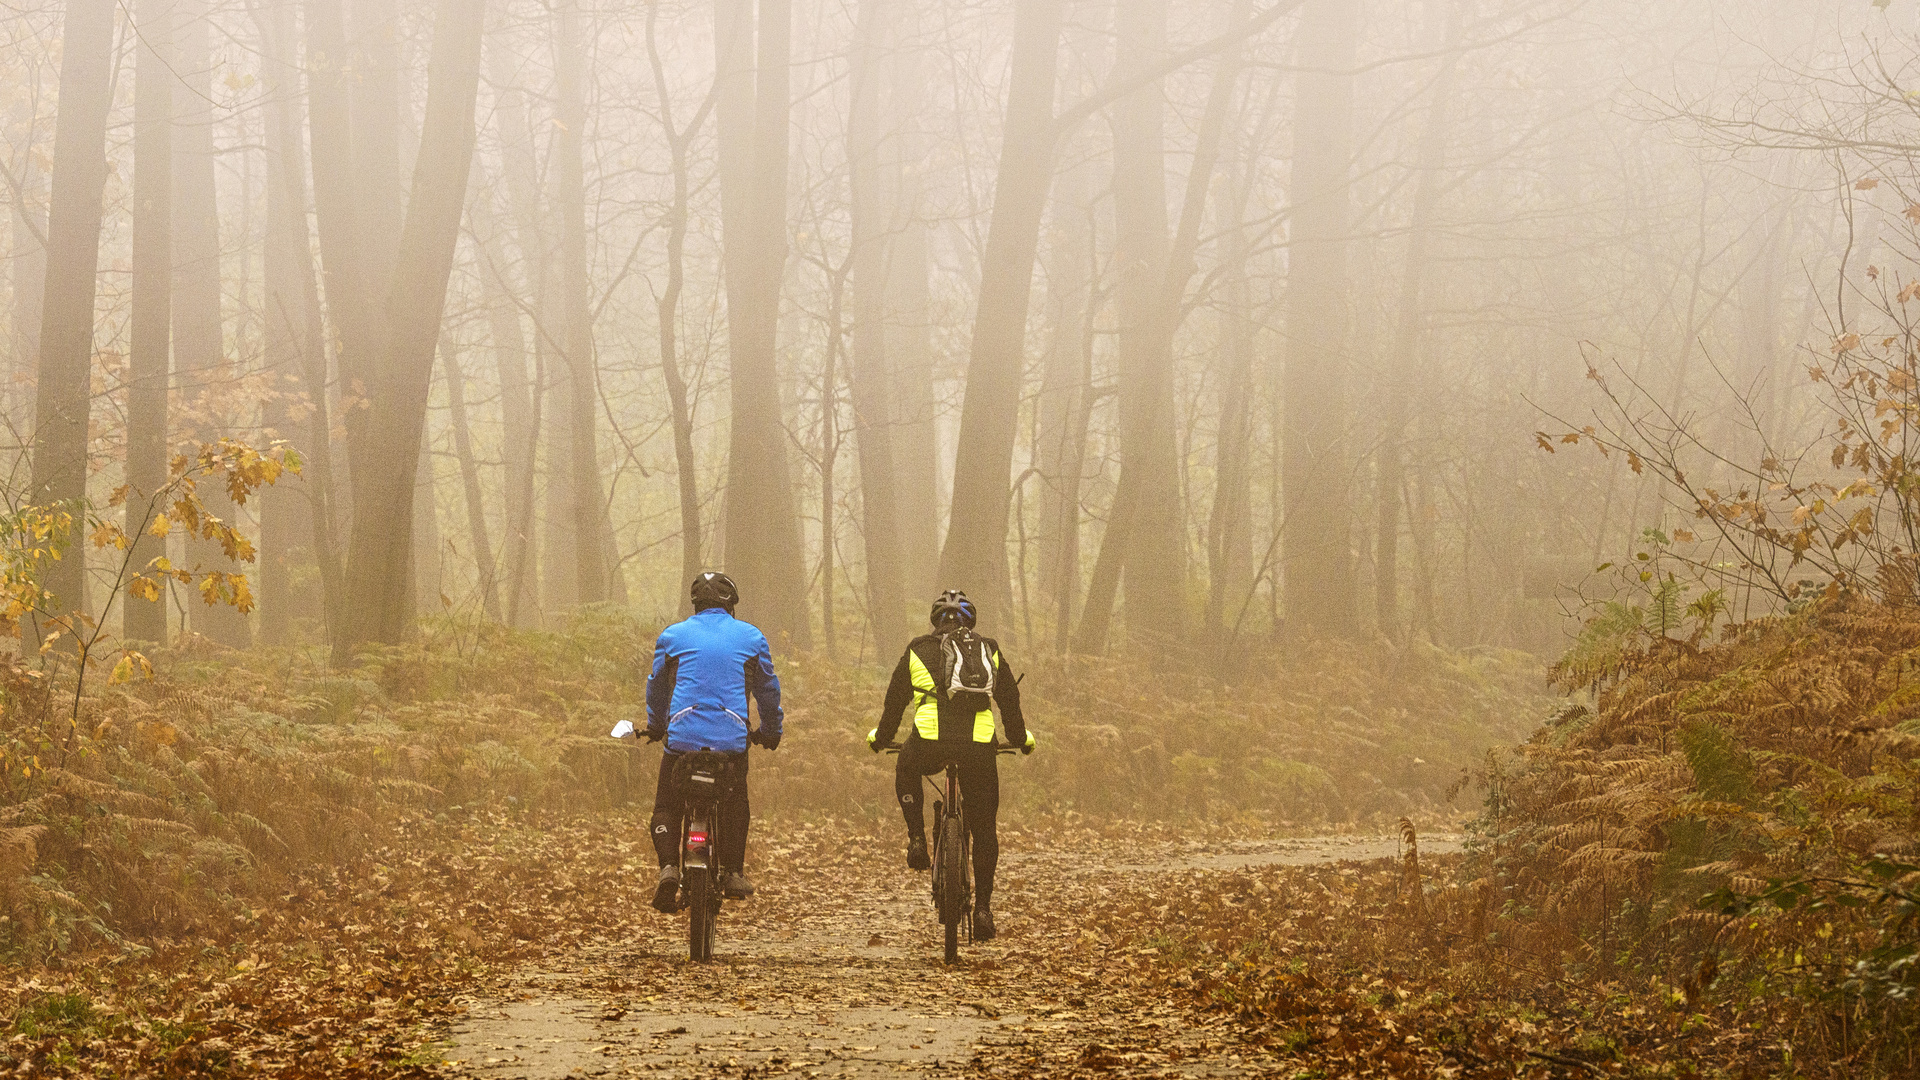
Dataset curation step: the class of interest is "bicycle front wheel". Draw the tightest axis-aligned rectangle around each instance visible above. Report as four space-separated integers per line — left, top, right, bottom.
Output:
687 870 714 962
939 816 967 963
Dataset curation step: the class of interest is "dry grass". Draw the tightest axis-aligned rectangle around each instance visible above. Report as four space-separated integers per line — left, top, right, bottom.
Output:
0 612 1549 960
1087 595 1920 1079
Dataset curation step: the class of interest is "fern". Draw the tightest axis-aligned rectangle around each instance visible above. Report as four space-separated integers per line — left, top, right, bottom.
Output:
1551 599 1646 690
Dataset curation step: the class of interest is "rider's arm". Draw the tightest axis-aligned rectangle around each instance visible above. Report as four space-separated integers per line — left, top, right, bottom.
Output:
991 648 1026 746
644 631 677 738
875 650 914 744
746 632 784 738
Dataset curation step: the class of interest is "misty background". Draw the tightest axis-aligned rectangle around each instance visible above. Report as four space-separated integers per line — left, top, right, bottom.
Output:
3 0 1914 665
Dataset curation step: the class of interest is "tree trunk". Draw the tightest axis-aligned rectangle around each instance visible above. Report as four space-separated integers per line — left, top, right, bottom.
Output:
304 0 379 566
867 0 938 602
885 200 940 604
257 0 339 644
848 0 908 655
717 0 810 644
444 347 500 619
1076 0 1245 653
7 93 46 432
1374 2 1460 640
351 0 404 292
554 0 608 606
939 0 1067 624
472 188 539 626
488 44 547 624
412 428 443 614
175 0 251 648
29 0 116 629
643 3 711 617
1078 0 1176 651
125 0 174 645
1281 0 1359 637
1034 155 1094 625
331 0 487 660
1205 145 1259 645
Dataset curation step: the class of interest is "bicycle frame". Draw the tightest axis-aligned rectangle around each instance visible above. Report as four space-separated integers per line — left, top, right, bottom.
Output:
674 750 732 962
881 737 1021 963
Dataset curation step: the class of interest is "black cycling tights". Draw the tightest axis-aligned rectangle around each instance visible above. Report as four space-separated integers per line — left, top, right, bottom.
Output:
650 752 750 871
895 735 1000 905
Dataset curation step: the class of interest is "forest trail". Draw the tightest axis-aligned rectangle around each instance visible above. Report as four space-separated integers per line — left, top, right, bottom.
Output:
437 829 1460 1079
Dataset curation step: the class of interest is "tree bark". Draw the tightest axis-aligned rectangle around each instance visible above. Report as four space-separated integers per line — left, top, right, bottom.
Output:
717 0 810 644
1281 0 1359 637
1374 2 1460 640
175 0 251 649
554 0 609 606
29 0 117 629
125 0 174 645
331 0 488 660
938 0 1067 623
848 0 907 655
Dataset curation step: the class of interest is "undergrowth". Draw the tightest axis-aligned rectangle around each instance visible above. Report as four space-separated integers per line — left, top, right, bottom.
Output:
0 612 1548 960
1092 593 1920 1079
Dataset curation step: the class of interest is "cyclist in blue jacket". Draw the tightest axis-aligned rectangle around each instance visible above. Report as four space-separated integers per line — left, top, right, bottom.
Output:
644 572 784 912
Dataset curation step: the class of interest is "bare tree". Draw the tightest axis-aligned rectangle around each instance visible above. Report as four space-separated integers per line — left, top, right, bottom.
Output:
29 0 117 631
330 0 489 658
125 0 175 644
716 0 810 643
1281 0 1359 636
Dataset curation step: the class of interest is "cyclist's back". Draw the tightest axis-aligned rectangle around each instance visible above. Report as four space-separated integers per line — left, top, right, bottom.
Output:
869 590 1031 940
644 572 783 911
649 606 778 754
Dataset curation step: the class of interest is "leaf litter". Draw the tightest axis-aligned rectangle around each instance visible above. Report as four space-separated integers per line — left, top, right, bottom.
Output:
1 808 1522 1079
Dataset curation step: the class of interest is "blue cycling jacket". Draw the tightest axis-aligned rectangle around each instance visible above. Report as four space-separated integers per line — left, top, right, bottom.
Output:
644 608 784 753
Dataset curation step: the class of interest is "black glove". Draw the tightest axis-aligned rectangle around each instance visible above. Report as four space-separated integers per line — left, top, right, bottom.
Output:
644 725 665 744
754 729 781 751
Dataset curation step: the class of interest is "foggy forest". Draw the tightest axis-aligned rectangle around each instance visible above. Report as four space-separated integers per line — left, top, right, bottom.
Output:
1 0 1918 1074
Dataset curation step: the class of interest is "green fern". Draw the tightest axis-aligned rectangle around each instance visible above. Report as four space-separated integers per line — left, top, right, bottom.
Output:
1550 600 1646 690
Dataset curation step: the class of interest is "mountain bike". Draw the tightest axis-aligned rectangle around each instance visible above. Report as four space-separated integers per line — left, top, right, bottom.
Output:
878 738 1021 964
667 749 737 962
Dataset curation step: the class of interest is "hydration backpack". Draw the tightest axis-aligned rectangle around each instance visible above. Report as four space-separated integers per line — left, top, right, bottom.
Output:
939 627 995 699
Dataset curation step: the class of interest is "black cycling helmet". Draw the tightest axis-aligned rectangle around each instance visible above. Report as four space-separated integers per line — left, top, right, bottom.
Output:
929 589 977 631
691 571 739 613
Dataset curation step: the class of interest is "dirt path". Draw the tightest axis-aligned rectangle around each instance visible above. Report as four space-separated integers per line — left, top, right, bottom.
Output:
434 828 1452 1079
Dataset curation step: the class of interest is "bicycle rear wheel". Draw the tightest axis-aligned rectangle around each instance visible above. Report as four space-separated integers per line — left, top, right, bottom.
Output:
687 870 714 962
939 815 967 964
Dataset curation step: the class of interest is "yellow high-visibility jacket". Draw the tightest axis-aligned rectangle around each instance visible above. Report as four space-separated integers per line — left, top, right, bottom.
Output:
875 633 1027 745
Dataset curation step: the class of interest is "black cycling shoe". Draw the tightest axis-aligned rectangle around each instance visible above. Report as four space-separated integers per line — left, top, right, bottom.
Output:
652 865 682 913
972 904 996 942
720 870 755 899
906 835 930 871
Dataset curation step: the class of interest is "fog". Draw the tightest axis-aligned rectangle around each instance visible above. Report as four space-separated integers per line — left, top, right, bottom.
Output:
4 0 1915 661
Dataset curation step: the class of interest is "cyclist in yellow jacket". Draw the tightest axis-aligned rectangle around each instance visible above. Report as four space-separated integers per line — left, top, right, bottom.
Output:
868 590 1032 940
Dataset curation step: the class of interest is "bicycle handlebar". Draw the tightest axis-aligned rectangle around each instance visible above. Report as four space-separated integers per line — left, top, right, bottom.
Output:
871 739 1023 756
